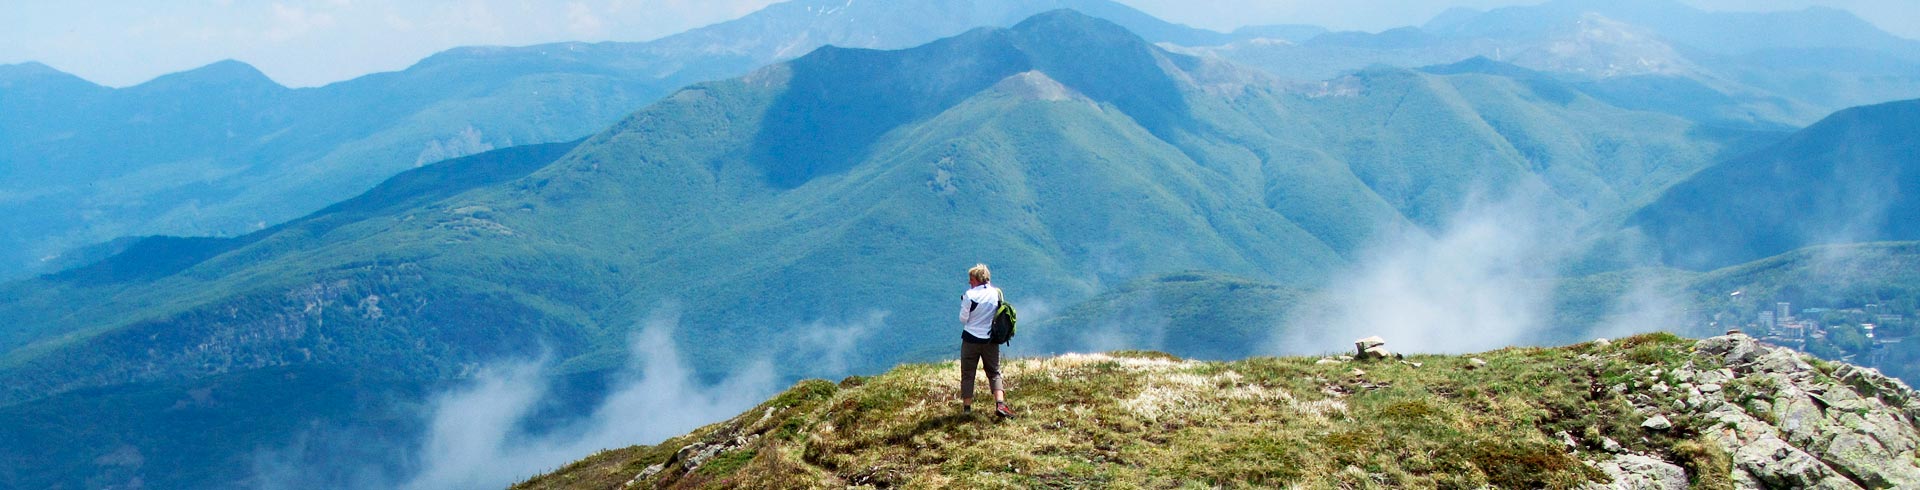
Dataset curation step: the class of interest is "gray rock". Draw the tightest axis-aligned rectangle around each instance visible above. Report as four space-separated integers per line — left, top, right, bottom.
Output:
1355 336 1385 356
1687 335 1920 490
1821 432 1920 488
1468 358 1488 369
1643 415 1673 430
1752 349 1813 375
685 443 725 470
1697 369 1733 386
1775 395 1823 440
1673 368 1696 384
1581 454 1689 490
628 463 666 487
1696 334 1765 366
1602 437 1624 453
1361 345 1393 360
1731 437 1861 489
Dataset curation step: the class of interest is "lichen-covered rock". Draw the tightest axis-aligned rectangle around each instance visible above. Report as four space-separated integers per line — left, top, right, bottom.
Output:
1582 454 1688 490
1728 436 1860 489
1686 333 1920 489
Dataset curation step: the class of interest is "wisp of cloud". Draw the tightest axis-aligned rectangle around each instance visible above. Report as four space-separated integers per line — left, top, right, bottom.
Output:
1275 194 1570 355
400 308 777 489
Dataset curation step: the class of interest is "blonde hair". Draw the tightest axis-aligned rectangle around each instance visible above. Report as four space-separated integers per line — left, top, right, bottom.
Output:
968 263 991 284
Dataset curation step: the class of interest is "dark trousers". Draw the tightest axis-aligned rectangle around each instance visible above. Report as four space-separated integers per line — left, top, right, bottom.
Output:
960 341 1002 400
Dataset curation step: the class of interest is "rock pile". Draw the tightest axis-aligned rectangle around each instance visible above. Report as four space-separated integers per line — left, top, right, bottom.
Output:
1354 336 1399 361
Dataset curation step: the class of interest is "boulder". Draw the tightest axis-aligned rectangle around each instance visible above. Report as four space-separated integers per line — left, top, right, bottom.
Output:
1361 345 1394 361
1642 415 1672 430
1355 336 1385 352
1822 432 1920 488
1730 437 1861 489
1751 349 1813 375
1581 454 1688 490
1695 334 1764 366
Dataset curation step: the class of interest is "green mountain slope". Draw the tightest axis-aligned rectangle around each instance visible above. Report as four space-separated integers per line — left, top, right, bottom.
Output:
0 10 1790 488
0 0 1237 282
517 334 1920 488
0 10 1762 402
1626 99 1920 270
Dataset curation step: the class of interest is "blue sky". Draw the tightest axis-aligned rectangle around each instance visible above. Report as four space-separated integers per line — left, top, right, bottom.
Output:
3 0 1916 88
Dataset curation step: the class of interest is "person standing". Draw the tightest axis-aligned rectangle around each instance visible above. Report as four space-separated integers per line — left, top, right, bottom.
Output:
959 263 1013 418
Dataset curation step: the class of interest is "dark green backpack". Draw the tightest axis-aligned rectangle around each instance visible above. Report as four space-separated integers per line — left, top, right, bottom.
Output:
989 289 1017 345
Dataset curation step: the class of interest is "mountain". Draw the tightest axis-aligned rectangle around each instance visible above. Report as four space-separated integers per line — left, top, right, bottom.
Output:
0 10 1772 487
1425 0 1920 59
1 9 1764 401
0 0 1238 283
517 334 1920 488
1190 0 1918 130
1626 99 1920 270
0 55 669 284
1428 0 1920 118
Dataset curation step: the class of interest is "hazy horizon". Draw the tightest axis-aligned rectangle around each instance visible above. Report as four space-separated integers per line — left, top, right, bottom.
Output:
4 0 1917 89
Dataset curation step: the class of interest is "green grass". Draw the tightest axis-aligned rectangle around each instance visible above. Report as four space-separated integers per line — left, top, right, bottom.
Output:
518 333 1727 489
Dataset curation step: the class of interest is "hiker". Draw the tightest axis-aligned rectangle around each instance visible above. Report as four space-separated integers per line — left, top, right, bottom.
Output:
959 263 1013 418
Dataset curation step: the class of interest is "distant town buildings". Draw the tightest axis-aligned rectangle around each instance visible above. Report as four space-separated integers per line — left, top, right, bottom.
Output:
1750 299 1909 358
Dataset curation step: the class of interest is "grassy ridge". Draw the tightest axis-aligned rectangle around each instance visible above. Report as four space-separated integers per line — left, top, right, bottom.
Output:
517 334 1733 489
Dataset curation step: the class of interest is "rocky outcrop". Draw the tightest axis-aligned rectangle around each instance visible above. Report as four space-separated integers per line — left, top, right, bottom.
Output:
1645 333 1920 489
1584 454 1689 490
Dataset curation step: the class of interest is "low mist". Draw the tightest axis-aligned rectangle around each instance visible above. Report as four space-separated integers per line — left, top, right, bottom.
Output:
402 310 778 490
1274 193 1642 355
252 308 804 490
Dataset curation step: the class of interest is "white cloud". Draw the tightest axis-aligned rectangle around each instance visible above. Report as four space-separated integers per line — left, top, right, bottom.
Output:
400 309 778 490
791 310 888 375
1274 193 1570 355
249 305 886 489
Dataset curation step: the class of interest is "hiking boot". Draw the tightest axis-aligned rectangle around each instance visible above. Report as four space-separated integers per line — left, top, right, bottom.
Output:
962 404 972 414
995 402 1014 419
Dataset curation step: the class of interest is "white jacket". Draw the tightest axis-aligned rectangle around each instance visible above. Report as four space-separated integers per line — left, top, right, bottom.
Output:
959 283 1001 340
